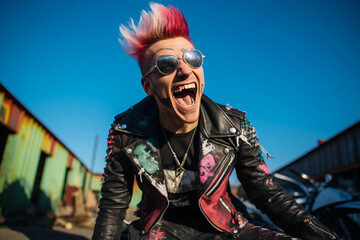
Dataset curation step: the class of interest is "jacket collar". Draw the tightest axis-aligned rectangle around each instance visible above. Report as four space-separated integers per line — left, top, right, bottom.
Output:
115 95 240 138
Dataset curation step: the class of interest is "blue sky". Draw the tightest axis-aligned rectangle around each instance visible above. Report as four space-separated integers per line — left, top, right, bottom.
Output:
1 0 359 185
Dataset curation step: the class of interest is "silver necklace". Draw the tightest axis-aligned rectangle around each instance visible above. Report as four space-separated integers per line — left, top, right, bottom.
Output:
161 127 197 176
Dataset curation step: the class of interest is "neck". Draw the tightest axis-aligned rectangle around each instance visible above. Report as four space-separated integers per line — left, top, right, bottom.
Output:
159 115 198 134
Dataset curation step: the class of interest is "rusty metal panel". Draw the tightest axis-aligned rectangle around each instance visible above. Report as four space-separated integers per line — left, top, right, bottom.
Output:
0 97 11 126
0 94 25 133
0 115 45 215
80 171 102 205
66 153 74 168
84 173 102 196
37 142 68 212
83 171 91 200
41 132 56 156
8 104 22 132
63 185 78 207
89 174 102 192
67 158 86 188
0 92 4 107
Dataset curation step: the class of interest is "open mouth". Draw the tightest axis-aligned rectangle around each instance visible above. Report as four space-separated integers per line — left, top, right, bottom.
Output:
173 83 196 109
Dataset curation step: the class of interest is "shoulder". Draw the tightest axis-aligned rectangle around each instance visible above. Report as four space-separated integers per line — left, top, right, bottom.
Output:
113 96 154 121
217 103 246 120
109 107 135 148
114 107 132 124
202 94 246 121
201 95 249 134
218 104 250 135
111 96 158 138
113 96 154 126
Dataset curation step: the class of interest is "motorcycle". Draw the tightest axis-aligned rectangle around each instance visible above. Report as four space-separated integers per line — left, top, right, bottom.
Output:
242 170 360 239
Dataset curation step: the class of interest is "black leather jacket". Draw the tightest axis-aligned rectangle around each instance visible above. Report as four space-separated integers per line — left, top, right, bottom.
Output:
92 95 338 240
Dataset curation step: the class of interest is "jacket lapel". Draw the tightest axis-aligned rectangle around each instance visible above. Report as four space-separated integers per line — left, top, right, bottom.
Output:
114 97 168 197
123 137 168 198
198 96 240 194
200 95 241 138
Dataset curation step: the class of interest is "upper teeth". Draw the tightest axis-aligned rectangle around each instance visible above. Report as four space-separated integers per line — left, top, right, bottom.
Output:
174 83 196 93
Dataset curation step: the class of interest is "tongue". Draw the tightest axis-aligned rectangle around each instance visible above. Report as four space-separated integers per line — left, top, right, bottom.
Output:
175 92 193 107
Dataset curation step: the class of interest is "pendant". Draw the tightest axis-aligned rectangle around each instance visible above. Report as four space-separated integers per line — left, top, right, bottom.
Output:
176 167 185 176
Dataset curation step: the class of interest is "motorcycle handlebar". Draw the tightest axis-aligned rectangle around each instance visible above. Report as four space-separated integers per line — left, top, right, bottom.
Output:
290 169 316 187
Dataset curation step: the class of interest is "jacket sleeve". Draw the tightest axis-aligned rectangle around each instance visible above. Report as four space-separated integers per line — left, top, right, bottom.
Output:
92 123 134 240
235 116 339 240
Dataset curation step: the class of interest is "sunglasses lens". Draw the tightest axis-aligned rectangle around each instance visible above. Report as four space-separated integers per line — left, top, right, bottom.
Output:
157 55 178 75
184 50 203 68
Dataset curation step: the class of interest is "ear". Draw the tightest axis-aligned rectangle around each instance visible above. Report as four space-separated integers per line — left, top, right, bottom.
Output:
141 77 153 96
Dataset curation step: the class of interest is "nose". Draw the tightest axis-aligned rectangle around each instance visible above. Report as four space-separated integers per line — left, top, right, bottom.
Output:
176 60 192 80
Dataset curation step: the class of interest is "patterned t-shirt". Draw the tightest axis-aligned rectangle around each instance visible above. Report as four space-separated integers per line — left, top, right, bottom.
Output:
157 124 220 230
159 126 199 208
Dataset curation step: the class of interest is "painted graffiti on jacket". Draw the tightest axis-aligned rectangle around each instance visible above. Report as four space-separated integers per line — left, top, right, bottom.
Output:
134 141 159 174
258 163 273 186
199 140 219 183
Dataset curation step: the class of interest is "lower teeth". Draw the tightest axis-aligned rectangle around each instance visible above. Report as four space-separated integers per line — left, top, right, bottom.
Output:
183 102 194 108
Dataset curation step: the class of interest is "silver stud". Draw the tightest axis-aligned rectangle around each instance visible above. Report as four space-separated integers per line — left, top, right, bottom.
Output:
224 148 230 154
225 104 232 110
126 148 132 154
121 124 127 129
229 127 236 134
233 229 238 234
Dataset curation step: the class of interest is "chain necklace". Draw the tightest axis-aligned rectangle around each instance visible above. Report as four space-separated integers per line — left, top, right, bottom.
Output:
161 126 197 176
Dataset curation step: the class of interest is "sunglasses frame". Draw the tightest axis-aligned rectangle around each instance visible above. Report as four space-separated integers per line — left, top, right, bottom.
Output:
143 49 205 77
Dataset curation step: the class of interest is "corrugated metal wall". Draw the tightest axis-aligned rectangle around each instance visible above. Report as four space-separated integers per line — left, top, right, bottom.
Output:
0 84 102 216
275 121 360 179
37 142 68 212
67 158 86 188
90 173 101 193
0 114 45 214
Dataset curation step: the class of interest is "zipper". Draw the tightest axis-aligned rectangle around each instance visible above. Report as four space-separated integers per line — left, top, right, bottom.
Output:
206 153 235 197
221 197 244 227
197 153 235 233
198 199 224 232
197 193 234 233
220 197 232 213
305 218 337 240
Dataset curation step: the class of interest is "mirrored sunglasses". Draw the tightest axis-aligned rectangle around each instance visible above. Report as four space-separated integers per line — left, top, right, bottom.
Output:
143 49 205 77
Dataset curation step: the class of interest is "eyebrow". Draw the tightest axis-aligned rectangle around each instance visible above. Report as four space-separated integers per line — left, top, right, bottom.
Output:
153 48 175 54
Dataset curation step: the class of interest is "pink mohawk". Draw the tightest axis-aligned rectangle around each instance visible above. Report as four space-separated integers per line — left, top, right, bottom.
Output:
119 2 191 65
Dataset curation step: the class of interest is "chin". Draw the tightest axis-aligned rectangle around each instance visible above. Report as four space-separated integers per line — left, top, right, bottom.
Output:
174 104 201 124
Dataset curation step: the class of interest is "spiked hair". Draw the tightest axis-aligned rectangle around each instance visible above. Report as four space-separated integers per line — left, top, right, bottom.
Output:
119 3 191 65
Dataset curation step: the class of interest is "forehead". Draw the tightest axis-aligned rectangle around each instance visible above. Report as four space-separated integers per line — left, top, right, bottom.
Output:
146 37 194 57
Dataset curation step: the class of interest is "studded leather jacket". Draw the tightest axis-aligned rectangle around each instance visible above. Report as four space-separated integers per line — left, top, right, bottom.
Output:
92 95 339 240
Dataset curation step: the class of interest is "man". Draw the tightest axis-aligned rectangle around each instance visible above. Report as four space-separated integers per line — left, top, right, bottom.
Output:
92 3 339 240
